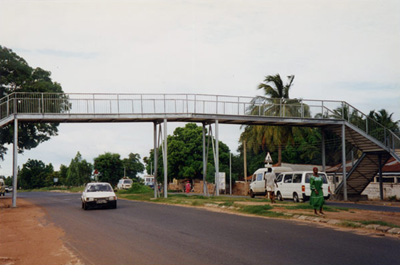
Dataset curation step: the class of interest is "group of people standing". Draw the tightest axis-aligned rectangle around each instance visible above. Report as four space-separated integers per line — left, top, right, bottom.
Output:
264 167 325 216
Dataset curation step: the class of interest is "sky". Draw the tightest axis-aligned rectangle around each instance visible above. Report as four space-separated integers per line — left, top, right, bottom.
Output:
1 0 399 177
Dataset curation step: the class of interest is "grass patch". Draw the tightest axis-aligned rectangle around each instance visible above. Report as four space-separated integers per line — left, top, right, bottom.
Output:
284 204 313 210
168 194 189 198
219 201 234 207
359 221 400 228
123 183 154 194
23 186 85 193
239 205 273 215
263 211 287 218
122 193 154 201
191 200 204 206
238 204 289 218
283 204 348 212
339 221 363 228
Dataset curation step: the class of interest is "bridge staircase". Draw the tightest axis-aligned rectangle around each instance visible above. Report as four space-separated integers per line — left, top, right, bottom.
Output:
327 123 400 197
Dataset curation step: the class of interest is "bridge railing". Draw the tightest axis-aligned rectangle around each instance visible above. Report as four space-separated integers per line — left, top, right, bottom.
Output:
0 92 399 154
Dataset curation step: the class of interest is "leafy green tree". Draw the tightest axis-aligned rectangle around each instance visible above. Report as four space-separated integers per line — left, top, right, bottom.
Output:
19 159 54 189
123 153 145 180
66 152 92 186
48 170 61 186
0 46 64 159
4 176 13 186
144 123 230 184
58 164 68 185
94 152 123 186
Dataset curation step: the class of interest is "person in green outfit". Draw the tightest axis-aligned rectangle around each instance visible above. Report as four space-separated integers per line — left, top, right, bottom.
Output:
310 167 325 216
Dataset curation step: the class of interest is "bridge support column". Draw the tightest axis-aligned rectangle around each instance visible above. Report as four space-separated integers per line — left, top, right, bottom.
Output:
12 117 18 208
342 123 348 201
215 120 219 196
202 123 207 196
378 154 383 200
163 119 168 198
153 122 158 199
321 129 326 172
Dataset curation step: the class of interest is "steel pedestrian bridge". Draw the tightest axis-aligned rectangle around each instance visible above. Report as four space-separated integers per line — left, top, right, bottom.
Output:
1 92 399 206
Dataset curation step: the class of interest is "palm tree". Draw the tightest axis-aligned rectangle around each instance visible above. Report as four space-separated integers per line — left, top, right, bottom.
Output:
240 74 305 165
368 109 400 144
369 109 399 132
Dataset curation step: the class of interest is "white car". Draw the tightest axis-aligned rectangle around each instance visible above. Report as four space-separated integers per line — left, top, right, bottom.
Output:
117 178 133 190
81 182 117 210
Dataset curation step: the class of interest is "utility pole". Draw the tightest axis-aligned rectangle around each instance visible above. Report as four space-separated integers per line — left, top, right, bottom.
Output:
243 140 247 195
229 152 232 195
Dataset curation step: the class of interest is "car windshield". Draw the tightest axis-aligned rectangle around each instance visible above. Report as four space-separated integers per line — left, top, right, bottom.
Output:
86 184 113 192
123 180 132 184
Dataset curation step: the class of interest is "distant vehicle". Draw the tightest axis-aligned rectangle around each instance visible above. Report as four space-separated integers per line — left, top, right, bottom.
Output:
117 178 133 190
275 171 331 202
249 166 292 198
5 186 13 193
81 182 117 210
0 179 5 196
144 176 155 188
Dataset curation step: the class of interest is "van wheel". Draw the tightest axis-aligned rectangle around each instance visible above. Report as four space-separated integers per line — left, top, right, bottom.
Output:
249 190 255 198
293 193 299 203
277 192 283 201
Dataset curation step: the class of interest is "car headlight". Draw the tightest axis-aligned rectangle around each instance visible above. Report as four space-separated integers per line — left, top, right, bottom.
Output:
109 196 117 201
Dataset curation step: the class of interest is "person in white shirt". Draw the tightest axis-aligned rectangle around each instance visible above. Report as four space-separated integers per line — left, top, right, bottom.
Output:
265 167 278 203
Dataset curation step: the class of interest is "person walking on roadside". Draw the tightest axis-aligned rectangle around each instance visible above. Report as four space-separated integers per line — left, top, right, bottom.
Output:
185 181 191 193
265 167 277 203
310 167 325 216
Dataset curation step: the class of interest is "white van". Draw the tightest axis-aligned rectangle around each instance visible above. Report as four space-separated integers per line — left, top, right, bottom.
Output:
275 171 330 202
249 166 292 198
143 176 155 188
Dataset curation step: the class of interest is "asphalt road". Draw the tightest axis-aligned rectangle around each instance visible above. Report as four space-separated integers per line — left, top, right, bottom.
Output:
20 192 400 265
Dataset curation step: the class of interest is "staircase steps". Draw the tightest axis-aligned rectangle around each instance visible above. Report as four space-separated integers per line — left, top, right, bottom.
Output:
335 152 392 196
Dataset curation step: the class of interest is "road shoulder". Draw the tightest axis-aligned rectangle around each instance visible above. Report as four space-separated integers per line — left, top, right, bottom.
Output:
0 197 83 265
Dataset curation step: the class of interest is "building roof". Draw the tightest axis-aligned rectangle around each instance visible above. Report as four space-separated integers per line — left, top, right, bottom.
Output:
325 157 400 173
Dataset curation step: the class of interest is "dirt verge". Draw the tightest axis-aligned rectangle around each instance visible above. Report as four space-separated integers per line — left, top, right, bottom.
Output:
0 197 82 265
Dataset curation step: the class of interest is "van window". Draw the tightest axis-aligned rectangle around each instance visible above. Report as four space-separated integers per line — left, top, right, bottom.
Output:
276 174 283 182
256 173 263 181
293 174 302 183
305 173 328 183
283 174 293 183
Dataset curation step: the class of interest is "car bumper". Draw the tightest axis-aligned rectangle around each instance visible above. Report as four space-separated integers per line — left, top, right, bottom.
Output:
83 198 117 208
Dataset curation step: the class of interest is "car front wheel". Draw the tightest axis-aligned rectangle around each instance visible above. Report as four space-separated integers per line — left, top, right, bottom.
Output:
249 190 255 198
